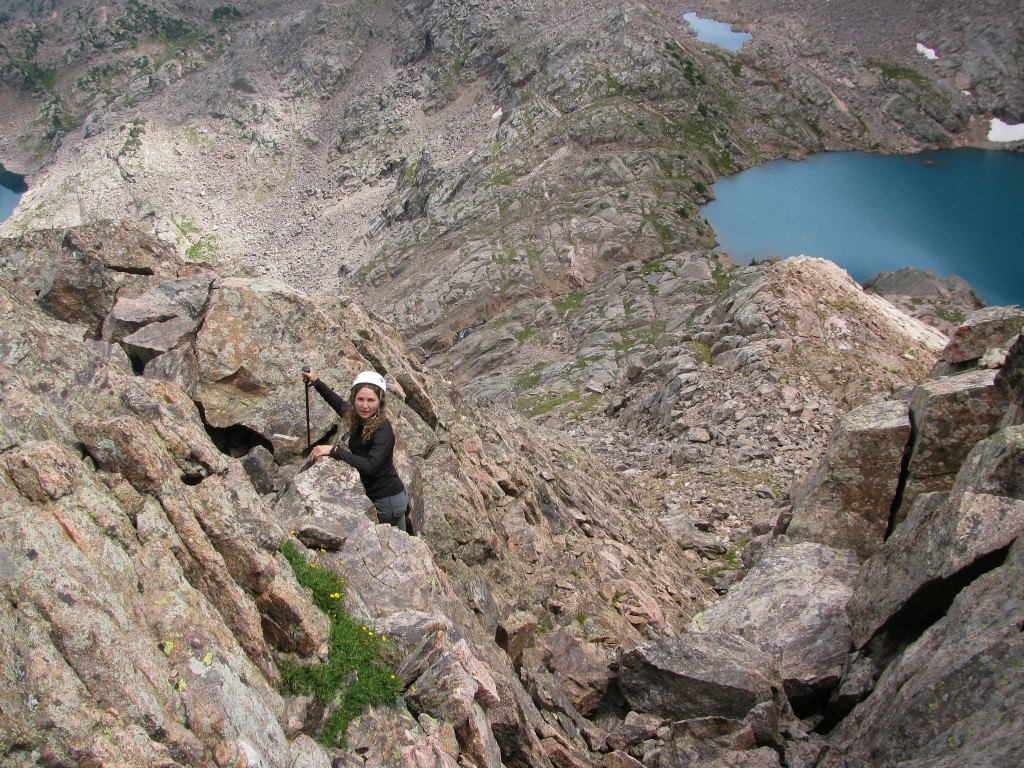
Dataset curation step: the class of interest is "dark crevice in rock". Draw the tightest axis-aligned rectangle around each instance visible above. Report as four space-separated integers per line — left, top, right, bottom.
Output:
121 344 157 375
194 401 275 459
106 264 155 276
868 545 1011 670
313 424 340 450
789 686 834 722
885 409 918 538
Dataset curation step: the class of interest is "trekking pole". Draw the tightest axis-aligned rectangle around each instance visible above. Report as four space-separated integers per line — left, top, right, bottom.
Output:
301 366 312 452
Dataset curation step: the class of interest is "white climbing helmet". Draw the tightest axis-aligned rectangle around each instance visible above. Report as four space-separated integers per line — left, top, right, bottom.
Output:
351 370 387 394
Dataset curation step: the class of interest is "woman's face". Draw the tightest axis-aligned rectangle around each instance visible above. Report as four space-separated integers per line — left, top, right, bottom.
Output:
353 386 381 419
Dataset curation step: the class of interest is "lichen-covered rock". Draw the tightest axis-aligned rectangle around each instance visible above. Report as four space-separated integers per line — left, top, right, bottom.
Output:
937 306 1024 367
899 369 1012 518
618 631 782 721
0 222 182 338
822 537 1024 768
786 401 911 559
692 543 860 707
0 273 332 767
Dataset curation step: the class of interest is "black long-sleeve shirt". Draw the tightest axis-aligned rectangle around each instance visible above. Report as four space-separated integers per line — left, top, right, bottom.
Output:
311 378 405 501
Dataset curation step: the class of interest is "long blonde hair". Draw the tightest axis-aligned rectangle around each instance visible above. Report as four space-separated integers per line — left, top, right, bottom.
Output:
347 383 387 441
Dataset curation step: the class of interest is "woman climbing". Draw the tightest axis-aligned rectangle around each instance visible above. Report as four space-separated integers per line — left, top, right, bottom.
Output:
301 367 411 533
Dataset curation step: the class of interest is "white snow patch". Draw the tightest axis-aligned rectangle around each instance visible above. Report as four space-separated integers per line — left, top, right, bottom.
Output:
988 118 1024 142
916 43 938 60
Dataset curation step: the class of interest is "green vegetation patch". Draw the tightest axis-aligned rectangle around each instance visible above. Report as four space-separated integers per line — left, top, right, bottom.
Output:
516 389 602 418
185 234 219 265
516 389 582 417
553 291 584 318
211 5 244 22
712 256 736 293
512 324 534 344
515 362 547 390
936 307 966 325
118 118 147 157
702 542 744 576
112 0 193 45
279 541 403 749
869 60 927 88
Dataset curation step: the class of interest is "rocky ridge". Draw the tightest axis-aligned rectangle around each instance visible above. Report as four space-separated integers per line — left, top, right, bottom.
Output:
1 220 1022 767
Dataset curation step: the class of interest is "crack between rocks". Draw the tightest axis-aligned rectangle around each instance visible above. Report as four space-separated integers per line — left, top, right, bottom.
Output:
870 544 1012 668
885 406 918 539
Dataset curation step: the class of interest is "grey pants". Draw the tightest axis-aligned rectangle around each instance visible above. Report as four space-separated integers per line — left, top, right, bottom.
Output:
373 489 409 533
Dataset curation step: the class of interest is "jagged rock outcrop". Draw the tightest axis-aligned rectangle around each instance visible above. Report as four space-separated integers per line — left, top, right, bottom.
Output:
932 304 1024 374
1 222 726 767
863 266 985 335
0 273 332 766
784 305 1020 560
583 311 1024 767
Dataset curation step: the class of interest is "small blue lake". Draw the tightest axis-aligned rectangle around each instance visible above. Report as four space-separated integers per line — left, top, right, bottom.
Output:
701 148 1024 307
0 165 26 224
684 12 751 52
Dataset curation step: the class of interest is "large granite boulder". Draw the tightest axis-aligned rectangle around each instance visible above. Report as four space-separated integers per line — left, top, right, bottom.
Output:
692 543 860 709
898 369 1011 520
0 221 182 337
618 631 782 722
194 277 363 462
786 401 911 559
934 305 1024 369
102 271 215 369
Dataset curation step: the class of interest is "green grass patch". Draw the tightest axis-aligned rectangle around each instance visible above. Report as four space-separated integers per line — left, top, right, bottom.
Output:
553 291 584 318
712 256 735 293
936 307 966 325
688 340 713 366
702 542 744 576
184 234 219 264
118 118 146 157
279 540 403 749
869 60 927 88
515 362 546 390
516 389 583 418
211 5 243 22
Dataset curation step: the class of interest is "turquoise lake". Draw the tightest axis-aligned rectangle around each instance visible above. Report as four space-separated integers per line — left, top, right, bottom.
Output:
701 149 1024 307
0 172 23 223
